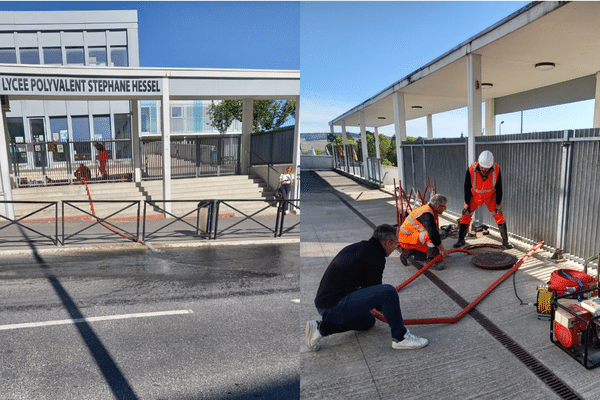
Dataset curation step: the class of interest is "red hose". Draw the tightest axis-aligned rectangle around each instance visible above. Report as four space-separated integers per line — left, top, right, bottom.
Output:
372 241 544 325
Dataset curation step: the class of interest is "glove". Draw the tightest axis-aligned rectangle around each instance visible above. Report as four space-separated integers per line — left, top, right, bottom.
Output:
495 204 503 214
461 203 470 215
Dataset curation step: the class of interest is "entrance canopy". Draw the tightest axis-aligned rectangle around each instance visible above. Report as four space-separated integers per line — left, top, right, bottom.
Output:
330 2 600 129
0 64 300 216
329 1 600 182
0 64 299 101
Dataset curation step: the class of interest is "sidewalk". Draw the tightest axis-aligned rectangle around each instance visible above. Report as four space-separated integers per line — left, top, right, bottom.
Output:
300 170 598 400
0 212 299 255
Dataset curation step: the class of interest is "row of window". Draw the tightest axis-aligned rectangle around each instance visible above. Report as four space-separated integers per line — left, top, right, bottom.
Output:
6 114 131 144
0 45 128 66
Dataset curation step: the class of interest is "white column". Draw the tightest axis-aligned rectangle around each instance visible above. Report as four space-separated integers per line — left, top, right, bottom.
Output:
485 98 496 136
241 99 253 175
292 96 300 209
426 114 433 139
467 53 482 165
393 91 407 186
358 111 369 180
131 99 142 182
0 106 14 219
593 72 600 128
329 123 335 161
374 127 381 159
341 120 349 172
161 78 171 214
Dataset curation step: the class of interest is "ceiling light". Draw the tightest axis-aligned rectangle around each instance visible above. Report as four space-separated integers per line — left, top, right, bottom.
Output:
535 62 555 71
481 83 493 89
411 105 422 109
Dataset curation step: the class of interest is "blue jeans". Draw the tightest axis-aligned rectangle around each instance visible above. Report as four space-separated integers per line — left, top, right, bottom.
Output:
317 284 408 340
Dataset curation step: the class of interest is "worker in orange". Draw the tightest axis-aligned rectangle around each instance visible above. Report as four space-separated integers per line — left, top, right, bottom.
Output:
453 150 513 249
398 194 450 270
94 142 109 180
74 163 91 182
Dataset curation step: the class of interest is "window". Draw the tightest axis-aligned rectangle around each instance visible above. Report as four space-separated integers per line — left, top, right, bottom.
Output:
141 106 151 133
43 47 62 65
19 48 40 64
88 46 107 66
171 106 183 118
114 113 132 159
66 47 84 66
93 115 111 141
49 117 68 162
7 117 26 164
71 116 91 161
110 47 128 66
0 48 17 63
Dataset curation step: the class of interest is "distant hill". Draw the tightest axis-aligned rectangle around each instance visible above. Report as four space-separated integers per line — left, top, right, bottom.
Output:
301 132 361 141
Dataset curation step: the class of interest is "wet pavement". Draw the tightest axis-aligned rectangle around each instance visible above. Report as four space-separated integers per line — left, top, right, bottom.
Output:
1 228 300 399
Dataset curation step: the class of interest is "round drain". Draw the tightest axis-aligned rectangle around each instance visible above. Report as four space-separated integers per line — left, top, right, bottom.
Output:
471 251 518 270
464 243 505 255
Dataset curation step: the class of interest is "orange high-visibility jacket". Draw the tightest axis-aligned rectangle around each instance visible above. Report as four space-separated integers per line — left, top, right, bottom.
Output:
469 161 499 203
398 204 438 246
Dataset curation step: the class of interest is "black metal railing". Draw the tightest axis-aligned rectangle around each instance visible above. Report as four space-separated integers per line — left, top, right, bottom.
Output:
10 138 134 187
0 198 299 248
0 201 58 245
61 200 141 245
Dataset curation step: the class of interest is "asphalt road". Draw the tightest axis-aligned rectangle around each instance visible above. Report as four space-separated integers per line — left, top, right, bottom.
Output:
0 244 300 400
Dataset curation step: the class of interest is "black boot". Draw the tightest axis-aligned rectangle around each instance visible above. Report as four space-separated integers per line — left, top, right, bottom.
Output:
498 222 513 249
453 223 469 248
400 248 411 266
426 247 446 270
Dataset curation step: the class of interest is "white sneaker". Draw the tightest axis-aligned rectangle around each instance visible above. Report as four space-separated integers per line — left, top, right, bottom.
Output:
392 330 428 349
305 320 322 351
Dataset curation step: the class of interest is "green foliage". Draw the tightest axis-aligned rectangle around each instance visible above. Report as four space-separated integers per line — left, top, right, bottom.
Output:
207 99 296 135
207 100 243 135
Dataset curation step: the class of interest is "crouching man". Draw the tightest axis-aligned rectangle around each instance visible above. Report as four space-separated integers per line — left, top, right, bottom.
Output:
305 224 428 351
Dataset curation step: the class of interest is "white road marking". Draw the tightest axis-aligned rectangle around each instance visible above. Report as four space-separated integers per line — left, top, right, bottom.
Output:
291 299 300 303
0 309 193 331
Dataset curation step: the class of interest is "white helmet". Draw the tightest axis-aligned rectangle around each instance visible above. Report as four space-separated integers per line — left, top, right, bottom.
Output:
478 150 494 169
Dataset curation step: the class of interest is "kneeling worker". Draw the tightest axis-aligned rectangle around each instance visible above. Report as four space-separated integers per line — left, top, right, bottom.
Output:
399 194 450 270
306 224 428 351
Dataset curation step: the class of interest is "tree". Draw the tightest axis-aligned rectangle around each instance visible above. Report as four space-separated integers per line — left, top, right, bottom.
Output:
207 99 296 134
207 100 242 134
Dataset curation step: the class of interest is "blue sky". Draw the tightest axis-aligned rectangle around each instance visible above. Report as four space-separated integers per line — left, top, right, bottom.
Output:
300 1 595 138
0 1 300 70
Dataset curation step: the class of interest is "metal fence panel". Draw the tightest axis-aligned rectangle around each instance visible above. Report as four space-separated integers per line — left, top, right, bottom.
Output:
395 129 600 262
251 126 294 165
565 130 600 259
141 135 240 180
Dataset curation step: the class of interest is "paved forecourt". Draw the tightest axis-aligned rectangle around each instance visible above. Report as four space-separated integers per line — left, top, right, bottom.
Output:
300 170 599 400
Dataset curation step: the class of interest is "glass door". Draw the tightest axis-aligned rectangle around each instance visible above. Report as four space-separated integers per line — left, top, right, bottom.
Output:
30 118 47 168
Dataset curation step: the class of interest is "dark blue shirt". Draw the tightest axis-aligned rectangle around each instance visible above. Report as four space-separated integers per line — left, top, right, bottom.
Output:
314 237 387 309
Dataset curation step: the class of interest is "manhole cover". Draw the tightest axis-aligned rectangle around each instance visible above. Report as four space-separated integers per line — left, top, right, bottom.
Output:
471 251 518 270
464 243 505 255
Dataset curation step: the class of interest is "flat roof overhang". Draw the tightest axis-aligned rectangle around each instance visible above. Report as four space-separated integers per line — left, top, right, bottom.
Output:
330 1 600 128
0 64 300 101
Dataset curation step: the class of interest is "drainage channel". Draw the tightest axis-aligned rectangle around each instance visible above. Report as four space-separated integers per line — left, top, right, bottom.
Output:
308 170 583 400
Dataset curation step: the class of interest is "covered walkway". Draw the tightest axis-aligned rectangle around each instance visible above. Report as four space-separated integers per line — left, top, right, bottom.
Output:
301 170 598 399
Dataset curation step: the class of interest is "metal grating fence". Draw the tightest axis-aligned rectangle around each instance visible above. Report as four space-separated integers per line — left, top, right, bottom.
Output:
141 135 240 180
398 129 600 263
251 126 295 165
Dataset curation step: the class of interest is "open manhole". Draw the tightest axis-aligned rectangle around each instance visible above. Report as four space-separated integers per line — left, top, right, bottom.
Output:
464 243 505 255
471 251 518 270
